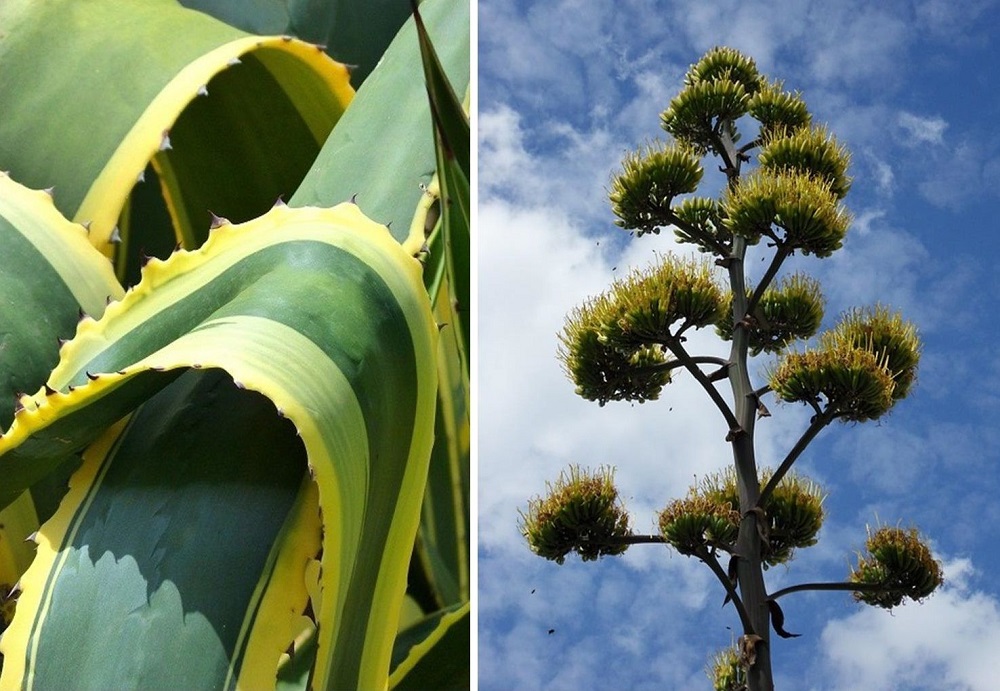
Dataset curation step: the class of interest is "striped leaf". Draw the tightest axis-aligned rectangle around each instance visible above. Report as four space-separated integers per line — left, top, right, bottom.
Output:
0 0 353 279
0 190 438 690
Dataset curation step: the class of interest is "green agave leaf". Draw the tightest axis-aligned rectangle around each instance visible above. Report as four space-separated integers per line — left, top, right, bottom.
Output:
0 175 123 431
0 201 438 690
389 601 470 690
179 0 412 87
289 0 470 246
0 0 352 274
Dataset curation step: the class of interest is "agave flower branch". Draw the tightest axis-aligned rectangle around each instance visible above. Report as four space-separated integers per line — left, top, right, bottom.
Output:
523 46 942 691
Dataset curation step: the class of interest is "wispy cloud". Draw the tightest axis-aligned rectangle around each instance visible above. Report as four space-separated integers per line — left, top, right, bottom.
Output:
897 111 949 146
815 558 1000 690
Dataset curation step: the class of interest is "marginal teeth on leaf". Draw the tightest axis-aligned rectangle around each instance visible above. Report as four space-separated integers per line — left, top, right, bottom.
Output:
227 57 241 67
136 169 145 183
109 226 122 244
197 85 208 97
25 531 38 544
86 372 99 381
159 131 172 151
209 211 229 229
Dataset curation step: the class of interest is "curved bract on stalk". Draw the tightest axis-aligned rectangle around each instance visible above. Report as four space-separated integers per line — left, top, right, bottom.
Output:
770 306 920 421
850 525 943 609
716 273 825 354
519 466 631 564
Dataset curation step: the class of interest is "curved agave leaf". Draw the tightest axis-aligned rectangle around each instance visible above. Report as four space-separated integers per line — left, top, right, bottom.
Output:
289 0 470 245
389 601 470 690
0 0 353 273
0 197 437 690
178 0 413 87
0 175 122 431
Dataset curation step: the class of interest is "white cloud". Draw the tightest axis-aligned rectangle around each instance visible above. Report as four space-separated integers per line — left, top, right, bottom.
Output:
897 111 949 146
816 558 1000 691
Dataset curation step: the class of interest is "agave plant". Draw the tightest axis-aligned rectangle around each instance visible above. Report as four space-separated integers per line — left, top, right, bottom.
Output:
0 0 469 688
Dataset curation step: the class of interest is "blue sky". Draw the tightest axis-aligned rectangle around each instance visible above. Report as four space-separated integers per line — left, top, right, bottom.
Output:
476 1 1000 688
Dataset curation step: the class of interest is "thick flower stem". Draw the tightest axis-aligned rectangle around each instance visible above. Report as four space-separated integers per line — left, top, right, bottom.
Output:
728 231 774 691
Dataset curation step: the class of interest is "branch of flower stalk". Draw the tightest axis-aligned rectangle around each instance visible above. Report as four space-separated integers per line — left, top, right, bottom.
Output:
768 581 893 602
604 534 667 546
643 355 731 376
664 337 739 430
746 243 791 318
757 409 836 508
695 545 754 634
665 209 729 257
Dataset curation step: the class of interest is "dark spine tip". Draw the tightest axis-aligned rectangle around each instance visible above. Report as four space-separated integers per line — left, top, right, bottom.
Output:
349 193 359 205
44 385 56 396
86 371 99 381
272 195 286 208
13 394 24 413
209 211 229 229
